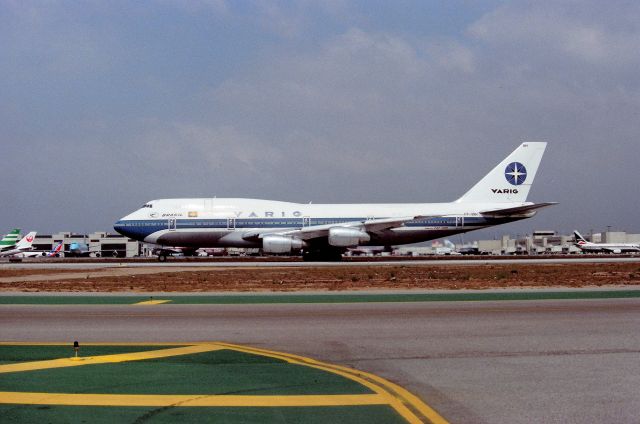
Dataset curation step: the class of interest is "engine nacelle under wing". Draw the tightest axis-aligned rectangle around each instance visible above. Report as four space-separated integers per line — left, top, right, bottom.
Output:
262 235 304 253
328 227 371 247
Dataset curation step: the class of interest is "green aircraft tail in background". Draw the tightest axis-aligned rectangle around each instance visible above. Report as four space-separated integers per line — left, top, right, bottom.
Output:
0 229 21 251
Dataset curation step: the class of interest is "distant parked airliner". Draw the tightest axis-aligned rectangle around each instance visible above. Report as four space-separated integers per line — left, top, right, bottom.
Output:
574 231 640 254
115 142 556 260
0 232 37 258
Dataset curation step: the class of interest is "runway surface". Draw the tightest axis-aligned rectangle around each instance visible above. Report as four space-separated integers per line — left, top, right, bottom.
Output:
2 256 640 270
2 297 639 423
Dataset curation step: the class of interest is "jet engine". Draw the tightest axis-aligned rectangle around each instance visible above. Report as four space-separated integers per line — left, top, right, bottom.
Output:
262 235 304 253
328 227 370 247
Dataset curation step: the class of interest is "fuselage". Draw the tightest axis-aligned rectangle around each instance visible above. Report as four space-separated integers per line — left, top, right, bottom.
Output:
114 198 532 248
576 241 640 253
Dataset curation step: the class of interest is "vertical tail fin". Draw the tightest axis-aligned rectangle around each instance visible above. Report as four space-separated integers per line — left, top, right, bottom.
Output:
15 232 37 250
573 231 588 243
0 229 21 249
48 241 63 256
456 142 547 203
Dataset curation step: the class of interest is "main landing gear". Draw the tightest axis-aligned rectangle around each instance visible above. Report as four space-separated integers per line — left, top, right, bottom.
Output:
302 247 344 262
155 248 197 261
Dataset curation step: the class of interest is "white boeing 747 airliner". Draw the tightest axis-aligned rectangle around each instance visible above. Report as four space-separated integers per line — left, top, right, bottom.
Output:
115 142 556 260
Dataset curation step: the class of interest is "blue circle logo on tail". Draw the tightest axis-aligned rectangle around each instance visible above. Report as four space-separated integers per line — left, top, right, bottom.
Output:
505 162 527 185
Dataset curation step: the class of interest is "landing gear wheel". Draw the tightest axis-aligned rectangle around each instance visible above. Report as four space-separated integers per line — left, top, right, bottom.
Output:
327 249 343 261
158 254 167 262
302 248 344 262
302 250 315 262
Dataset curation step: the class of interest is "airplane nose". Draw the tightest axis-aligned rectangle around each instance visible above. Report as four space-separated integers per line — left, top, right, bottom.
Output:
114 218 151 242
113 220 131 238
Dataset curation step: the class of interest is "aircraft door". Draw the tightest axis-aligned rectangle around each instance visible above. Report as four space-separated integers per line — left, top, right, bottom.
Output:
302 217 311 227
455 217 464 227
227 218 236 230
168 218 177 231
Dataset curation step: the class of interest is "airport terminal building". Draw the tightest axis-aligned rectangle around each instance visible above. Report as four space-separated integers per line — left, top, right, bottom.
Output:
385 231 640 256
33 232 140 258
474 231 640 255
24 230 640 258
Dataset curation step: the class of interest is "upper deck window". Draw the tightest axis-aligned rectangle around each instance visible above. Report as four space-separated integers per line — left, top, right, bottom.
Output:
141 204 153 209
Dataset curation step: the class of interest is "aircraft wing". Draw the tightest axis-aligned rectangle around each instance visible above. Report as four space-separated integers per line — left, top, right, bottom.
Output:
244 216 429 241
480 202 558 217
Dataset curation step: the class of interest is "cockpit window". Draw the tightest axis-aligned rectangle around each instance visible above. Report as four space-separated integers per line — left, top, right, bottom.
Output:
141 204 153 208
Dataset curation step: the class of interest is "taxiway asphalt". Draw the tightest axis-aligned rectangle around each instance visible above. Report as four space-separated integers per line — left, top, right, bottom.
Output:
2 297 639 423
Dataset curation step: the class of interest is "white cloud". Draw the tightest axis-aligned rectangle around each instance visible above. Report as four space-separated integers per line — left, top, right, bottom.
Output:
157 0 229 16
426 39 476 73
163 4 638 228
468 2 640 67
135 122 283 175
1 2 120 76
4 1 640 232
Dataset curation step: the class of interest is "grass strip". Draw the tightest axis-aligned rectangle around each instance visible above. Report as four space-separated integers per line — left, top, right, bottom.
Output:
0 290 639 305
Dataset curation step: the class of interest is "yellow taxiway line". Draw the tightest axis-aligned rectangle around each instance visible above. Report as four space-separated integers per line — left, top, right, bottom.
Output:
0 392 388 407
133 299 172 305
0 342 449 424
0 344 221 374
217 342 449 424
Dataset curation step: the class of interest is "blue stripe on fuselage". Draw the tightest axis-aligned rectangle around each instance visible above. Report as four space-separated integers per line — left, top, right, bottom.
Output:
113 216 514 242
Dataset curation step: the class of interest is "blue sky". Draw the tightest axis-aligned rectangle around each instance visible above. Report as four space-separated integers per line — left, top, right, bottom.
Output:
2 0 639 238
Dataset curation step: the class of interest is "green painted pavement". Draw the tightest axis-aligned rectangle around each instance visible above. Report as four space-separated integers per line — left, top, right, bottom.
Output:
0 349 371 396
0 290 639 304
0 346 398 423
0 296 152 305
0 404 406 424
0 345 182 365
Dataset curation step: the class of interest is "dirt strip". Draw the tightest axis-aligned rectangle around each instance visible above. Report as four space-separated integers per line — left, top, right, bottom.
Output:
0 267 222 283
1 263 640 292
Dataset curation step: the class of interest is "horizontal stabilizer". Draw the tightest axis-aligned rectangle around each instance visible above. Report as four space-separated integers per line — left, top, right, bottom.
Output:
480 202 558 217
